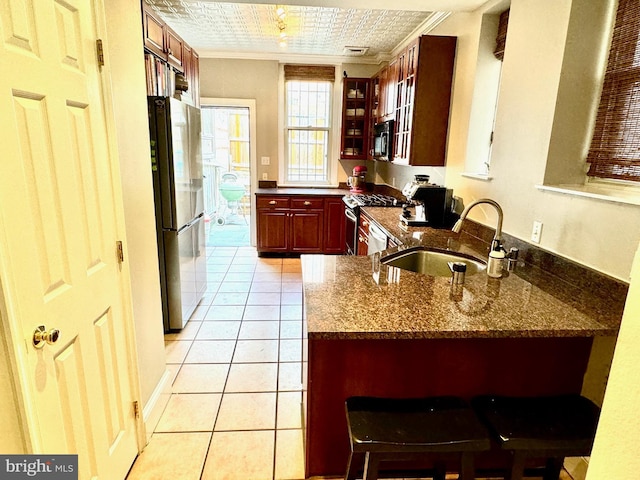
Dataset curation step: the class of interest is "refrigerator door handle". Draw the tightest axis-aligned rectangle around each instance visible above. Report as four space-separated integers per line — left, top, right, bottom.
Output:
177 212 205 234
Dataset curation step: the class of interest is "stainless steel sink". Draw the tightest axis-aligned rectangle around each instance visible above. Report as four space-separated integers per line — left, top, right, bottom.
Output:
381 247 487 277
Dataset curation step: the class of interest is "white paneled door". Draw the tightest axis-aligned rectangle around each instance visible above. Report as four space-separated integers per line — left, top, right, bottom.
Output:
0 1 140 479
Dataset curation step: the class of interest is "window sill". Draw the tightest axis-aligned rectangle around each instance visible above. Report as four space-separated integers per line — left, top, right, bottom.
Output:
536 182 640 206
277 183 340 189
461 172 493 181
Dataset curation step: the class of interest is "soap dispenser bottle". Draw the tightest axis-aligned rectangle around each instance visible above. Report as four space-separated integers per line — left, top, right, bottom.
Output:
487 244 505 278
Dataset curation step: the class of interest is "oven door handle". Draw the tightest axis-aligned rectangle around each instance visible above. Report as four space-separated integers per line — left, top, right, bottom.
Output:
345 208 358 222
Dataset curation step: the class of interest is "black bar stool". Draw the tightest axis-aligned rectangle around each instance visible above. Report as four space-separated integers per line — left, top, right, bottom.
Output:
471 394 600 480
344 396 492 480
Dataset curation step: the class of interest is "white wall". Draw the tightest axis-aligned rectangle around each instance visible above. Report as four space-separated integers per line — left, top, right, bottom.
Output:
199 58 380 184
432 0 640 281
199 59 281 182
586 242 640 477
104 0 167 407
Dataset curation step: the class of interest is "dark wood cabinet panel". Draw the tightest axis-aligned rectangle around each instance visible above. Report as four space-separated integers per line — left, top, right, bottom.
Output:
165 27 184 71
323 197 346 254
257 210 289 252
372 64 395 125
142 6 166 59
291 211 323 253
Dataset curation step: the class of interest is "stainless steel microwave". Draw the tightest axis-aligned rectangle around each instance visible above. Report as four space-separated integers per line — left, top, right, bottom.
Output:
373 120 394 161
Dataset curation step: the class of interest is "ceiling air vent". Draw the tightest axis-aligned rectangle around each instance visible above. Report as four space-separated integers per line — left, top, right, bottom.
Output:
343 46 369 56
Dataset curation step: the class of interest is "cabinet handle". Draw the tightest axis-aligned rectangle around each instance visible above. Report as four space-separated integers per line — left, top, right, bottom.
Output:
358 235 366 243
304 201 311 206
362 220 369 227
269 200 277 205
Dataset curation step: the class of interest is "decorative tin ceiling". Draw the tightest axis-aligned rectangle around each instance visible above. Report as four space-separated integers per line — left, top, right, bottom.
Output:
143 1 436 60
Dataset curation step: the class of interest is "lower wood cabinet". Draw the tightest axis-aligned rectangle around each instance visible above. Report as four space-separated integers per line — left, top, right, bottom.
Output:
257 194 345 255
323 197 346 254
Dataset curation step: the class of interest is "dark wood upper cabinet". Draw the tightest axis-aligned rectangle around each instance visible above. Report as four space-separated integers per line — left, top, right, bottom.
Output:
142 6 166 60
392 35 457 166
340 77 371 160
141 1 199 106
165 27 184 71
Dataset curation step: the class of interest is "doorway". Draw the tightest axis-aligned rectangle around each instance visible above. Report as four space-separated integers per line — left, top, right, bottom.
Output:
200 98 257 247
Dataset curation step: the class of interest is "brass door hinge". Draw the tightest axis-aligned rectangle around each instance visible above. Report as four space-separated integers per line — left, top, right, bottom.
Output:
133 401 140 419
116 241 124 264
96 39 105 67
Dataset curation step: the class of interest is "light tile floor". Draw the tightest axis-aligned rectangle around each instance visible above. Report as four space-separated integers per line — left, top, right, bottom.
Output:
127 246 306 480
125 245 575 480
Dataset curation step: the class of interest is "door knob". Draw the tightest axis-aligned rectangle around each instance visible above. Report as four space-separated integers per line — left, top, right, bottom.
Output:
33 325 60 349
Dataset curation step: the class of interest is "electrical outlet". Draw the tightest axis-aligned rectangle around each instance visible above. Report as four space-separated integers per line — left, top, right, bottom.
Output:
261 156 270 165
262 173 268 180
531 221 543 243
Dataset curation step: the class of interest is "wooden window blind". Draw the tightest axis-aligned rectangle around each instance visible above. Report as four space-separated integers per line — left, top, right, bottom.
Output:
586 0 640 182
494 9 509 61
284 65 335 82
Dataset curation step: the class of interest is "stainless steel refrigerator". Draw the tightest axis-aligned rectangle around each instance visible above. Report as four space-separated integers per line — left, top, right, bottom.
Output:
148 97 207 331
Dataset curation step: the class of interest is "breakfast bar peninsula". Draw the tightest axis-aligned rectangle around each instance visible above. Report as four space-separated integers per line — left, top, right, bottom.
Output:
300 222 624 478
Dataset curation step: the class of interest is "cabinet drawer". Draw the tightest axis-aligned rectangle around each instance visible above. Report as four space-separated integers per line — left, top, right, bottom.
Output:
291 198 324 210
257 196 290 209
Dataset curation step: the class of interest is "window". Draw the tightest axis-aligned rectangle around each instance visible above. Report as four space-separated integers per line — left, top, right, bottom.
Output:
462 11 507 178
586 0 640 182
283 65 335 184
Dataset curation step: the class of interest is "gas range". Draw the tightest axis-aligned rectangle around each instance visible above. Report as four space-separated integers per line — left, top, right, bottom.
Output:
342 193 400 209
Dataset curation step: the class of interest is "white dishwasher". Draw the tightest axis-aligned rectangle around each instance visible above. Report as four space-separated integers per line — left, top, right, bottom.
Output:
368 223 389 256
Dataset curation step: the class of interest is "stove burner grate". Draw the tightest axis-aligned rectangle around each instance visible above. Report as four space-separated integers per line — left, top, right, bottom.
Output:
350 193 399 207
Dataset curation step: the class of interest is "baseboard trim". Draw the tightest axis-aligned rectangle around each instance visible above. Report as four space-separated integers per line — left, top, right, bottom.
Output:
141 368 173 443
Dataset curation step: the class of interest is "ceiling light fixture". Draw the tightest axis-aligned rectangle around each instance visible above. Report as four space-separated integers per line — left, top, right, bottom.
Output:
276 5 287 48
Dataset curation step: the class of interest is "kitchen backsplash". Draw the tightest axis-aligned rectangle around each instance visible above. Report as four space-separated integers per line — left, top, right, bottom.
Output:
368 183 629 310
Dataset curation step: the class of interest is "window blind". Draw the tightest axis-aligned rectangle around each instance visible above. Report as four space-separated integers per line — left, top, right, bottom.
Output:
284 65 335 82
494 9 509 61
586 0 640 182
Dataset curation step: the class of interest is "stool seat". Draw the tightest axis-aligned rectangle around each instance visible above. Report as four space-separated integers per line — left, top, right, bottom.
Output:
472 394 600 480
345 396 491 480
472 394 600 453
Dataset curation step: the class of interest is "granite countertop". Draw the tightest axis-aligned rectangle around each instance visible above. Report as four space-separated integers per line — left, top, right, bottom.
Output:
302 206 622 340
255 187 350 196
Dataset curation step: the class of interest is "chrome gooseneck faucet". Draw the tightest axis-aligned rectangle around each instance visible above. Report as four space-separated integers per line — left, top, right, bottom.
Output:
452 198 511 277
452 198 504 250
